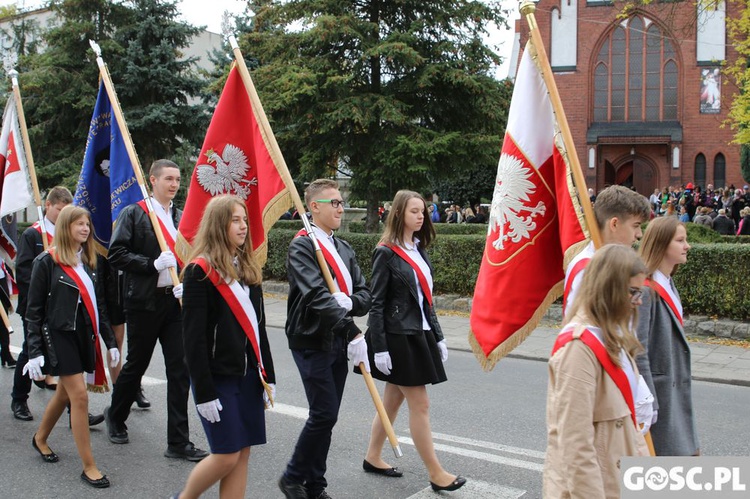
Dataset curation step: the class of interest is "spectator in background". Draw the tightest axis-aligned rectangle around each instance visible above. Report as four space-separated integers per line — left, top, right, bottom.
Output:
429 203 440 223
678 206 690 223
737 207 750 235
473 206 487 224
461 206 475 224
445 206 457 224
664 201 678 218
381 202 391 223
731 189 746 229
588 188 596 204
713 209 735 235
682 183 696 220
649 189 661 213
692 207 714 229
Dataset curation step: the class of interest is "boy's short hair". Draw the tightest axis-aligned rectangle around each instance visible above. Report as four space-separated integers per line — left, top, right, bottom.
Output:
304 179 339 208
149 159 179 178
593 185 651 230
46 186 73 206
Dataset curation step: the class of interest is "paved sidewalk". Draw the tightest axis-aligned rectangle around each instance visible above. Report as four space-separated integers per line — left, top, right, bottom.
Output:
263 295 750 387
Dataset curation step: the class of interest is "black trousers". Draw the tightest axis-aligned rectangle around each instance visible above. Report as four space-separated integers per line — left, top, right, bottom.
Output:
284 336 348 496
11 320 31 402
109 292 190 447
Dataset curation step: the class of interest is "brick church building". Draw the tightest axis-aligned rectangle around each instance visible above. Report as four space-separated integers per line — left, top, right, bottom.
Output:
513 0 742 195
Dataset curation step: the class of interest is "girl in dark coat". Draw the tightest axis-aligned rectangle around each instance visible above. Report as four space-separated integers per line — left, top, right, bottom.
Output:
361 190 465 492
175 195 275 499
24 205 118 488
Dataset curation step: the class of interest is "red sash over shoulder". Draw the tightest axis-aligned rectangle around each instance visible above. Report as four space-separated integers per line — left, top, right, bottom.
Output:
32 221 54 246
552 328 637 428
295 229 350 295
563 257 590 312
380 243 433 306
645 279 683 325
137 200 183 267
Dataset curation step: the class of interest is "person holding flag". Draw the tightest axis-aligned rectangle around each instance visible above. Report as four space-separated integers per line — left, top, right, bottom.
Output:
23 205 119 488
173 195 275 499
104 159 208 462
360 190 465 492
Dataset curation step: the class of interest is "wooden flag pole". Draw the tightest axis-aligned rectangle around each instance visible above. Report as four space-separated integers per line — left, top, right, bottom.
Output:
226 33 402 458
88 40 180 288
520 0 602 249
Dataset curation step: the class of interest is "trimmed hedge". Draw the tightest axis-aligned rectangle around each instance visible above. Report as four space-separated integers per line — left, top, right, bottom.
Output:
265 228 750 320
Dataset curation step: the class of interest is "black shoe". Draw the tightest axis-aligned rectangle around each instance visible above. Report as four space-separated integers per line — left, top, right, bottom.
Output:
11 400 33 421
310 491 333 499
104 406 129 444
363 459 403 478
164 443 209 462
80 471 110 488
430 476 467 492
32 433 59 463
134 387 151 409
88 413 105 426
278 475 307 499
1 353 16 368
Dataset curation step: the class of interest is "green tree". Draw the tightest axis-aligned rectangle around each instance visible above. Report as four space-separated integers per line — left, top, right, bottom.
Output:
245 0 511 230
727 0 750 184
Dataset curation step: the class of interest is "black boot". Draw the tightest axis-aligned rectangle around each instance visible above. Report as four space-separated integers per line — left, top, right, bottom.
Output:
134 386 151 409
0 328 15 368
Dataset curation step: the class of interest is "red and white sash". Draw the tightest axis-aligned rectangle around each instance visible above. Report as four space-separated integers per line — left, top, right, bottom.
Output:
646 278 683 326
48 249 107 391
193 258 267 379
552 327 637 428
32 221 54 246
137 199 183 266
295 228 352 296
563 257 590 312
381 243 433 307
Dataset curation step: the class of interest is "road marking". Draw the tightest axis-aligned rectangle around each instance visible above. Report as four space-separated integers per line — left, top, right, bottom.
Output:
271 403 544 473
407 478 526 498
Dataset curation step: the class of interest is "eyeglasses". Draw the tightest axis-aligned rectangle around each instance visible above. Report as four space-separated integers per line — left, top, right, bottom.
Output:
315 199 345 209
629 287 643 302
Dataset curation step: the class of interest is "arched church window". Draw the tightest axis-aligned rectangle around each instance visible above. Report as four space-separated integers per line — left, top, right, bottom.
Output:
695 153 706 188
714 153 726 188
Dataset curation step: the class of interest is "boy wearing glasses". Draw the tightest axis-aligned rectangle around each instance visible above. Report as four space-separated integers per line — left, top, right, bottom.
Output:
564 185 651 312
279 179 372 499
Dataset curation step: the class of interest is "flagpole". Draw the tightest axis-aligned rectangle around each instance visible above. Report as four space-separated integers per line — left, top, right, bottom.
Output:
226 34 402 458
88 40 180 288
520 1 601 248
8 71 47 251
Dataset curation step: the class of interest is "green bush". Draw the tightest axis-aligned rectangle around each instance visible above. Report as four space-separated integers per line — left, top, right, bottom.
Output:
641 221 723 243
348 220 488 235
272 220 304 231
721 235 750 244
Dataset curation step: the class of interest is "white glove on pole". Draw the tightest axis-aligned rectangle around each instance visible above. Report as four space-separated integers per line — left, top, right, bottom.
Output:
437 340 448 362
635 375 655 435
332 292 352 312
154 251 177 271
196 399 223 423
348 336 370 372
374 352 392 375
263 383 276 407
23 355 45 381
172 283 184 299
108 348 120 368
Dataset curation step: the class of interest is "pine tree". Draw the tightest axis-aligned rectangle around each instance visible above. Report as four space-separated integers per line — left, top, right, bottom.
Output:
244 0 511 229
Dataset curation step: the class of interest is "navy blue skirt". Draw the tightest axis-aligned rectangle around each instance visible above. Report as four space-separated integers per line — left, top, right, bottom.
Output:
194 369 267 454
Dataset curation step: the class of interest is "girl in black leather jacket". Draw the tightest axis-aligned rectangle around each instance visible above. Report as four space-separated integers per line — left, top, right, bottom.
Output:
361 190 466 492
25 205 118 488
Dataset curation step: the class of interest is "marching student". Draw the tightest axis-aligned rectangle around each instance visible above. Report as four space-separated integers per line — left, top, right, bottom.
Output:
635 217 700 456
361 190 465 492
173 195 275 499
563 185 651 313
279 179 372 499
544 245 650 498
24 206 119 488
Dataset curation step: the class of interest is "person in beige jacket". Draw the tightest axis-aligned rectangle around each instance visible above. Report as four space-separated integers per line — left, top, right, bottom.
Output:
544 245 651 499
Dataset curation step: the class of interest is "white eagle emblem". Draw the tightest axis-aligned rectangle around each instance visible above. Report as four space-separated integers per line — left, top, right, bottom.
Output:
488 153 547 250
196 144 258 199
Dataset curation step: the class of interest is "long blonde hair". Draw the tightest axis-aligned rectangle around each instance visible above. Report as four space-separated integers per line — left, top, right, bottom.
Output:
185 195 261 285
638 217 684 277
52 205 97 268
379 190 435 248
565 244 645 364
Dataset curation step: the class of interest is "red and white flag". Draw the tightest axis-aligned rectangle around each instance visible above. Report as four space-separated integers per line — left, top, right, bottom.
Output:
0 95 33 260
469 42 589 371
177 65 292 265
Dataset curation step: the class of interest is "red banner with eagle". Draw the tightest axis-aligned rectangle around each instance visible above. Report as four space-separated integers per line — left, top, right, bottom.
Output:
468 41 589 371
177 65 291 265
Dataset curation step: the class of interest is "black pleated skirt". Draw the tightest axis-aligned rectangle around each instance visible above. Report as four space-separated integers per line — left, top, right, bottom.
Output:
360 329 447 386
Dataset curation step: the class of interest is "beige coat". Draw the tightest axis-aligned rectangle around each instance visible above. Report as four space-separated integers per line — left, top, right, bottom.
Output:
544 328 649 499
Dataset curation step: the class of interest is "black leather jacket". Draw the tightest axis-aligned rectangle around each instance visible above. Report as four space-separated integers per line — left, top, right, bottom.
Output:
15 225 45 318
108 202 182 312
286 234 371 351
366 245 444 354
182 263 276 404
26 252 117 367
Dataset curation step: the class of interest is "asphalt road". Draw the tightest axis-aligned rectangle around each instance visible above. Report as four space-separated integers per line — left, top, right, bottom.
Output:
1 326 748 498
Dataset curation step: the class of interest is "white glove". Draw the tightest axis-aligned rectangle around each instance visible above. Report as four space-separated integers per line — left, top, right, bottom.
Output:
153 251 177 271
332 292 352 312
348 336 370 373
437 340 448 362
108 348 120 368
374 352 392 375
23 355 45 381
263 383 276 407
651 410 658 427
196 399 223 423
172 283 183 299
635 375 655 435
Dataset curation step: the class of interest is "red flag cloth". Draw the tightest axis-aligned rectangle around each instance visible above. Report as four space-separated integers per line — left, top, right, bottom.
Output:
469 42 589 371
177 66 291 265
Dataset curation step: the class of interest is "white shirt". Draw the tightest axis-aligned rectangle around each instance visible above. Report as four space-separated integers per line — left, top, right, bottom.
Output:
652 269 683 319
311 224 352 295
585 326 638 402
152 197 177 288
563 241 595 312
400 238 433 330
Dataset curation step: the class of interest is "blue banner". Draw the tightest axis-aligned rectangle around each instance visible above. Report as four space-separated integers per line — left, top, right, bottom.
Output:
74 82 140 251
